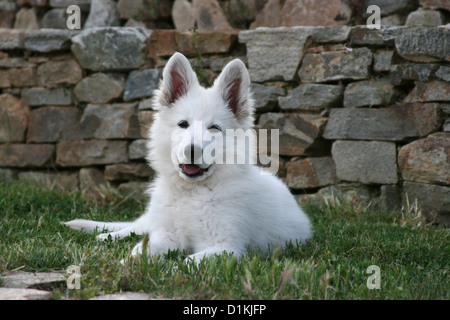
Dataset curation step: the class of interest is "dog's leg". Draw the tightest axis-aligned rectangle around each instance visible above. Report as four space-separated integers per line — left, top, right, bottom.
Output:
185 246 243 265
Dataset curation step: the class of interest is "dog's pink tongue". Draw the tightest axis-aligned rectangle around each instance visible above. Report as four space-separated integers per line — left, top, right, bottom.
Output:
184 164 201 175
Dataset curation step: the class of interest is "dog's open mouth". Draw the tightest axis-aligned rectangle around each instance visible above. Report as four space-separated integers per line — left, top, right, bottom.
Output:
179 164 210 177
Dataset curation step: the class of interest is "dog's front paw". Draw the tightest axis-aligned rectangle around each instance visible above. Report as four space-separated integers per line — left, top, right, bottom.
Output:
96 233 112 241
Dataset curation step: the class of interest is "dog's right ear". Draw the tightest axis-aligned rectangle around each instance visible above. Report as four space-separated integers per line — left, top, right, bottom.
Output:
157 52 198 107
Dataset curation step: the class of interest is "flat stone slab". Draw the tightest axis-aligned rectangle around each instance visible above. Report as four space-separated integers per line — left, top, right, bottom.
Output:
90 292 151 300
1 271 66 289
0 288 52 300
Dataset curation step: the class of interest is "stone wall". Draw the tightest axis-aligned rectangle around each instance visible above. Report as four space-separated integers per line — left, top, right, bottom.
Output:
0 25 449 225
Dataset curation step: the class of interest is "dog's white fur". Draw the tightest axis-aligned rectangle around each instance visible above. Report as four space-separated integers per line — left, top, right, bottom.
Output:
65 53 313 263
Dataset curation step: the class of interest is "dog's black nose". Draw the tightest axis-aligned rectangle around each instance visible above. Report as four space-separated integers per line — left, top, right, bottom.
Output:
184 144 202 164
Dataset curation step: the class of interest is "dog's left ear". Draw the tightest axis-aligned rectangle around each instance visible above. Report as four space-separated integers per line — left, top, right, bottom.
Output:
214 59 251 120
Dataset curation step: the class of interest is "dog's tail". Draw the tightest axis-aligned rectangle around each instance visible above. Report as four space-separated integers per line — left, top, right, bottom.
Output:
64 219 133 233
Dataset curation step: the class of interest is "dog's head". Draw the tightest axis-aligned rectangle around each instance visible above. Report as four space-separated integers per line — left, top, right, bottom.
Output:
147 52 255 183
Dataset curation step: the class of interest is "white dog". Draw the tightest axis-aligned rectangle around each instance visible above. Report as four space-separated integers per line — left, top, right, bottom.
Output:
65 52 312 263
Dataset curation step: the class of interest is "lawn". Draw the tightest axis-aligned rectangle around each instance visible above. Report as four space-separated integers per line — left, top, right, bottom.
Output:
0 181 448 300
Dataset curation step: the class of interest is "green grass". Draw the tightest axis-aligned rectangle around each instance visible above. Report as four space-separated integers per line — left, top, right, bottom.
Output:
0 181 448 300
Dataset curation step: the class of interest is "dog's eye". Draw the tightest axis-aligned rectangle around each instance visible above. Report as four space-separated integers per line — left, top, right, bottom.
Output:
209 125 221 132
177 120 189 128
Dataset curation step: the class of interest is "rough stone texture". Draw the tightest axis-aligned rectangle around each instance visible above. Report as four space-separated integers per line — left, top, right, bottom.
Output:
18 171 79 191
0 29 28 50
436 66 450 81
14 7 39 29
40 8 67 29
250 83 285 113
279 0 352 27
0 144 54 168
71 27 152 71
349 26 404 47
128 139 147 160
0 93 29 143
56 140 128 167
395 27 450 62
404 81 450 103
390 63 439 85
257 113 328 156
0 288 52 300
172 0 195 31
1 271 66 289
324 103 443 141
27 107 82 143
9 67 37 87
22 87 72 106
398 133 450 185
0 70 10 88
279 84 343 111
373 50 394 72
192 0 232 31
332 140 398 184
419 0 450 10
239 27 311 82
405 8 444 27
84 0 119 28
364 0 419 16
74 72 125 103
343 78 397 108
24 29 76 52
105 163 153 181
37 58 82 88
285 157 338 189
299 48 373 82
0 168 15 181
240 26 350 82
80 103 139 139
123 69 161 101
403 182 450 225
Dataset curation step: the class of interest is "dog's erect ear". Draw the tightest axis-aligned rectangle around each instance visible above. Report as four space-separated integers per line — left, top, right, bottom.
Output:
214 59 251 120
158 52 198 106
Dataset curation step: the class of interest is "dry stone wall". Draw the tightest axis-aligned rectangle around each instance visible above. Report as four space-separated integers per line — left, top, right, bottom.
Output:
0 25 449 225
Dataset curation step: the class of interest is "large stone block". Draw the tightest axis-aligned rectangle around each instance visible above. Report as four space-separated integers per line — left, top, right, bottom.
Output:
37 58 82 88
257 112 328 156
298 47 372 82
250 83 285 113
80 103 139 139
398 133 450 185
0 94 29 143
74 72 125 103
22 87 72 106
123 69 160 101
332 140 398 184
390 63 439 86
279 84 343 111
285 157 338 189
24 29 77 52
404 81 450 103
27 107 82 143
128 139 147 160
343 78 397 108
324 103 443 141
0 144 54 167
0 29 29 50
239 27 312 82
56 140 128 167
71 27 152 71
395 27 450 62
403 182 450 226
